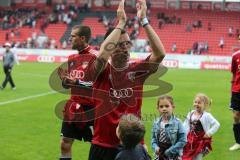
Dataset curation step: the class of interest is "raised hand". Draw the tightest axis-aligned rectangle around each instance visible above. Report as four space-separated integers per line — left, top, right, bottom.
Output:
136 0 147 19
117 0 127 25
58 67 68 81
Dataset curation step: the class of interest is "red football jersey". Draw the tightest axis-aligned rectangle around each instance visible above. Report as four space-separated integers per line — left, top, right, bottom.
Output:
67 46 97 105
62 46 98 123
231 50 240 93
89 57 157 148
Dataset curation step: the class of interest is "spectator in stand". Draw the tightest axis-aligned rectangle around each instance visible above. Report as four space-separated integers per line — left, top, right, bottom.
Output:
177 17 181 25
104 0 111 8
197 42 204 55
32 19 36 28
193 20 202 28
62 40 67 49
236 29 240 39
15 28 20 38
204 42 209 53
192 41 198 54
171 42 177 52
186 23 192 32
5 32 9 41
158 19 164 29
229 27 234 37
146 0 151 16
144 41 152 53
50 38 56 49
219 37 224 50
130 29 139 40
208 22 212 31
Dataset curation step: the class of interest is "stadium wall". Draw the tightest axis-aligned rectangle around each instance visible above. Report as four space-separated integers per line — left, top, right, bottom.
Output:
0 48 232 70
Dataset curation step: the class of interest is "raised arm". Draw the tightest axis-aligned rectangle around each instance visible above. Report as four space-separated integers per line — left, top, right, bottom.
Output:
93 0 127 74
137 0 165 64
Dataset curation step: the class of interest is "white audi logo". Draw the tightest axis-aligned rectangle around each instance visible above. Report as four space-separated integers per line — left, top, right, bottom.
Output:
70 70 85 79
37 56 55 62
109 88 133 98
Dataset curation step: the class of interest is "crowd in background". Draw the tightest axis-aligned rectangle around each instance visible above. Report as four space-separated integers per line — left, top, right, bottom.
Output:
0 1 240 53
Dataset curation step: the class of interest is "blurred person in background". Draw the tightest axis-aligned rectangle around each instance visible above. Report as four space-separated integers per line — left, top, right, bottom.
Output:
1 42 18 90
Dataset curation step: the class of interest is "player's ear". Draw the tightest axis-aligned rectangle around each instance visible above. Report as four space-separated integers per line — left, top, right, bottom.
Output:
80 36 86 42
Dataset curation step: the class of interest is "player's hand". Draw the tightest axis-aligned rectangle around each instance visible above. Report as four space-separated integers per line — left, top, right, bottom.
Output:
203 133 211 138
117 0 127 26
143 144 148 152
65 75 77 85
155 147 161 155
58 67 68 81
136 0 147 19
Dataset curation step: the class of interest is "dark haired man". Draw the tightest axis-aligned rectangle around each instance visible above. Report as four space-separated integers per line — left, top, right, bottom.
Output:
58 25 98 160
85 0 166 160
229 49 240 151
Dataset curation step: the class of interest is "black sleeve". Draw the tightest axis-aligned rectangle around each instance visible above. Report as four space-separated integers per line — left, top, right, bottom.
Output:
141 145 152 160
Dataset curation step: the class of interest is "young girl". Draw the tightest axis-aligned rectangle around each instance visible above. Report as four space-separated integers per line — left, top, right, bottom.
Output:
182 93 220 160
151 95 187 160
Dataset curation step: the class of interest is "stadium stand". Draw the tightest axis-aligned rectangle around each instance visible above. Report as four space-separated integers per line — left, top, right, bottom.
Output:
0 1 239 55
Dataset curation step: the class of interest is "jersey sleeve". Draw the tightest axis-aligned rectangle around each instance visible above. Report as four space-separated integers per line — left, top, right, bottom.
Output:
231 55 236 74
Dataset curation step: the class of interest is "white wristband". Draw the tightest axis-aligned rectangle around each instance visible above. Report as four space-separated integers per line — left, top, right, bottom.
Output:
141 17 149 27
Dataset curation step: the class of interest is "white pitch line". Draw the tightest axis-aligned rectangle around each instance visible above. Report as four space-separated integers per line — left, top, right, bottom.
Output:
0 91 57 106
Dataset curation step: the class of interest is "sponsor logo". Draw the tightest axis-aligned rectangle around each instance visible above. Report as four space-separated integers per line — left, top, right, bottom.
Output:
162 59 179 68
70 70 85 79
109 88 133 98
201 62 231 70
127 72 136 81
37 55 55 62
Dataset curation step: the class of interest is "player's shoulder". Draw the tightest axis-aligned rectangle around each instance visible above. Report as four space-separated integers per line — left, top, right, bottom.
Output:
68 54 78 60
232 50 240 58
89 48 99 57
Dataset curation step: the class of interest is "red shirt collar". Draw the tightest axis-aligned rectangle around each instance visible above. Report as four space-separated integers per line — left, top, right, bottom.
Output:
79 45 90 54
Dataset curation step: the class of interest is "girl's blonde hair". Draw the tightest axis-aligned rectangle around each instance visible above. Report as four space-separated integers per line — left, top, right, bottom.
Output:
195 93 212 109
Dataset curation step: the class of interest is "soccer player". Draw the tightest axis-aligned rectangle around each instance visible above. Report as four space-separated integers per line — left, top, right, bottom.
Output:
1 42 17 90
229 49 240 151
57 25 97 160
84 0 166 160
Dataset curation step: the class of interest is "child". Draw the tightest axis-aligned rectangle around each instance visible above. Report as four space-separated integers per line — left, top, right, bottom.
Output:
151 95 187 160
115 114 151 160
182 93 220 160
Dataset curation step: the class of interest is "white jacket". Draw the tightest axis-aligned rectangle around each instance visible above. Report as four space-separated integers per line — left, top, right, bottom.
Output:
183 110 220 136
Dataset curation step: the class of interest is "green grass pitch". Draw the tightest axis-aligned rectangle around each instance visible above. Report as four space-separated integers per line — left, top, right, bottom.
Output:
0 62 239 160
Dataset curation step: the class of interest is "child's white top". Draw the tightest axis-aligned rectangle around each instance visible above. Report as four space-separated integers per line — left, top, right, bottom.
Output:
183 110 220 136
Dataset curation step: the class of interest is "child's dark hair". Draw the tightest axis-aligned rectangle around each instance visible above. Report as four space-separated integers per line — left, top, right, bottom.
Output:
118 114 145 149
157 95 175 107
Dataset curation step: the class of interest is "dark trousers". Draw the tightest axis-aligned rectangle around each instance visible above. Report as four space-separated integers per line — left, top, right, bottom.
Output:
88 144 119 160
2 66 15 88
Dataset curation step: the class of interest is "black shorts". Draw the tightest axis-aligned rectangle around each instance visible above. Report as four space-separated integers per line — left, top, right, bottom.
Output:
61 121 93 142
88 144 119 160
230 92 240 112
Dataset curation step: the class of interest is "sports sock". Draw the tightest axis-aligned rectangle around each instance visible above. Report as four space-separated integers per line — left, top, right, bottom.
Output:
233 123 240 144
